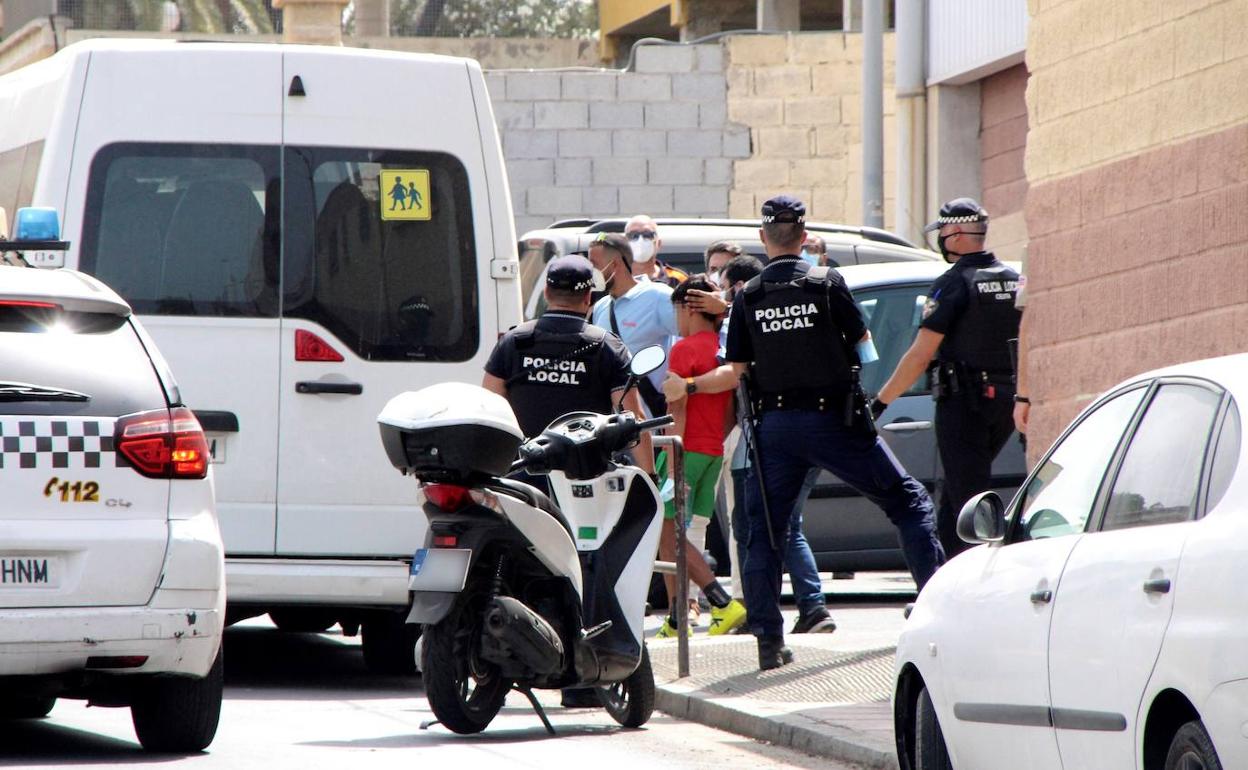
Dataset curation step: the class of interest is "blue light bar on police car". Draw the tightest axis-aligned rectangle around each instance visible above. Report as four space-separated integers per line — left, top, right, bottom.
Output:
13 207 61 241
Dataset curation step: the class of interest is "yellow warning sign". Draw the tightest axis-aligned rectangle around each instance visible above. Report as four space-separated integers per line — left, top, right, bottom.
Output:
380 169 431 221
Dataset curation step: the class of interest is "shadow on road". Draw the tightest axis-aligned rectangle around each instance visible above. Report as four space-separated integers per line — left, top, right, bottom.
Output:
223 625 422 701
0 720 157 765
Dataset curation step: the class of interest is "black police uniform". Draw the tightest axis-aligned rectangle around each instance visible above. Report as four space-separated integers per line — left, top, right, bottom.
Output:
921 204 1022 556
725 195 945 666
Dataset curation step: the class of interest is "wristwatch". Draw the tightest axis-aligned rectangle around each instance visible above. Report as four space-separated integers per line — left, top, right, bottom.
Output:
1014 394 1031 404
685 377 697 395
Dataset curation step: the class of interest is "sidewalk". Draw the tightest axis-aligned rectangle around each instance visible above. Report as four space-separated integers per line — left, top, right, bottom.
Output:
647 573 914 770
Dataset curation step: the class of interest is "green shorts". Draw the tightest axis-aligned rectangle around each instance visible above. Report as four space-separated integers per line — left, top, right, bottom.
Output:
656 450 723 522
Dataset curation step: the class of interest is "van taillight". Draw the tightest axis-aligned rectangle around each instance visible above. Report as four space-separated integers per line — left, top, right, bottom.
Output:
115 407 209 479
423 484 472 512
295 329 344 362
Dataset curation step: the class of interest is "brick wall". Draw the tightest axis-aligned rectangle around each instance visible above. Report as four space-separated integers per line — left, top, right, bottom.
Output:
1022 0 1248 458
980 64 1028 261
486 44 750 235
725 33 897 228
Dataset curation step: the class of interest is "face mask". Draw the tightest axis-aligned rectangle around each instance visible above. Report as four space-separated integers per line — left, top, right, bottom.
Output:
591 267 607 293
800 249 818 266
707 269 722 287
631 238 656 264
937 233 958 263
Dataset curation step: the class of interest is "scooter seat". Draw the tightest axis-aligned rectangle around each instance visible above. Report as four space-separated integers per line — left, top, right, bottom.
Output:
488 478 575 540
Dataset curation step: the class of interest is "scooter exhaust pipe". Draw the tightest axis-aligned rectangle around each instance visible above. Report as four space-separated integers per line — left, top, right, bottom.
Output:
481 596 564 676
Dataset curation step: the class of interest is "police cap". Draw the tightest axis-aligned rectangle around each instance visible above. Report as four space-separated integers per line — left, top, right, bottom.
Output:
761 194 806 224
590 231 633 267
924 197 989 233
546 254 595 292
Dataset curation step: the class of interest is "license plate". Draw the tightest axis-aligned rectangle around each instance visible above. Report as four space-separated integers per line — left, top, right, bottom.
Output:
0 557 61 588
206 434 226 464
409 548 471 592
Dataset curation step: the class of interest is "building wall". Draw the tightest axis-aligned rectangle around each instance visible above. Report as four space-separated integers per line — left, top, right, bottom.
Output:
980 63 1028 260
725 32 897 229
1022 0 1248 458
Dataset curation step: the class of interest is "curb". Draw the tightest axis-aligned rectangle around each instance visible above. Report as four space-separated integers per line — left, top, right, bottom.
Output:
655 682 900 770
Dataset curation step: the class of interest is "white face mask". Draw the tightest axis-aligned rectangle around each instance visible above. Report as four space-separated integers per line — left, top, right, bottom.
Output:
591 267 607 293
631 238 656 264
707 269 722 287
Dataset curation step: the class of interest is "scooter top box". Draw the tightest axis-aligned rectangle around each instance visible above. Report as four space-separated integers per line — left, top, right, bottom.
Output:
378 383 524 480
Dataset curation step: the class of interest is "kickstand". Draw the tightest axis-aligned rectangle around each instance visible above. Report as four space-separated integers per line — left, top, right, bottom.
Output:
419 719 441 731
515 686 556 736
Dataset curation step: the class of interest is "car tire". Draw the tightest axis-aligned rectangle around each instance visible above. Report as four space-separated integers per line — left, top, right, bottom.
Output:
268 609 338 634
1165 720 1223 770
0 697 56 719
915 686 953 770
361 611 420 675
130 650 223 753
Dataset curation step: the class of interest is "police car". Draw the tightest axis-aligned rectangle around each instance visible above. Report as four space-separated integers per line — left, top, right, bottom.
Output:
894 353 1247 770
0 210 224 752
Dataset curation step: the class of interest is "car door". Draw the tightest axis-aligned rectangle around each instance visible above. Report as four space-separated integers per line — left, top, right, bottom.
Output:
938 386 1147 770
803 281 936 566
275 51 497 555
1047 380 1225 770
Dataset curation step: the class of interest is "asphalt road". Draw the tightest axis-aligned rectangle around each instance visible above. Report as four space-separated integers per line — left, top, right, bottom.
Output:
0 618 866 770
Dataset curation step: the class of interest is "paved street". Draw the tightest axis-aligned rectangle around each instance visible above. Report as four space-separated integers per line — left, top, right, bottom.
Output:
0 614 870 770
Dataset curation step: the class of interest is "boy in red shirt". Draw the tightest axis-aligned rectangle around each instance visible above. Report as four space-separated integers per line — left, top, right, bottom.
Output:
656 276 746 637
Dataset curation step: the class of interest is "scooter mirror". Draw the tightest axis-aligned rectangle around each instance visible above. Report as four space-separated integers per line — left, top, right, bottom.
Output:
630 345 666 378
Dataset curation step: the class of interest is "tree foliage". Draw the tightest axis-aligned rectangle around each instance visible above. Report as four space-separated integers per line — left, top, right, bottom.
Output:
66 0 276 34
392 0 596 38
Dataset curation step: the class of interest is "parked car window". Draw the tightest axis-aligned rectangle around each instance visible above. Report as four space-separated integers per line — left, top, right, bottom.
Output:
856 285 929 397
283 147 480 362
80 143 280 318
1207 399 1241 512
1015 387 1147 540
1101 384 1222 531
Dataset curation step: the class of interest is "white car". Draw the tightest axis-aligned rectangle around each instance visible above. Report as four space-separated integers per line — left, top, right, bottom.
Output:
894 352 1245 770
0 261 225 752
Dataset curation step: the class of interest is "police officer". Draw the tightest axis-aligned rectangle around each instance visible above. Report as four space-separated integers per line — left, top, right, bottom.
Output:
483 254 655 487
872 197 1021 557
724 195 945 670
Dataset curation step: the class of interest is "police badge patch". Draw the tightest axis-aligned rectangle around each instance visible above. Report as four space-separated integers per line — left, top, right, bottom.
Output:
922 298 939 320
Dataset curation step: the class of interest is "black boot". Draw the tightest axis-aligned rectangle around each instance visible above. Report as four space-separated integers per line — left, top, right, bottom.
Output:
757 635 794 671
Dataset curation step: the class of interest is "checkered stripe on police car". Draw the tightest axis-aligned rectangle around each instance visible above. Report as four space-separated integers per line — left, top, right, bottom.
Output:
0 419 126 470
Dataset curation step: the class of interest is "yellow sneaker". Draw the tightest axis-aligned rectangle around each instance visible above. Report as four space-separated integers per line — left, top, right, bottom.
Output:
708 600 747 636
655 618 693 638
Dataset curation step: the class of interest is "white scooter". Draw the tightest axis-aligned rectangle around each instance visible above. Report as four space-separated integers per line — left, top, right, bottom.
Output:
377 347 671 735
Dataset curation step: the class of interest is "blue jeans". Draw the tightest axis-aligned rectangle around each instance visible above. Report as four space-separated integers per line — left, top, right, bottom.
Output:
743 410 945 638
731 466 826 617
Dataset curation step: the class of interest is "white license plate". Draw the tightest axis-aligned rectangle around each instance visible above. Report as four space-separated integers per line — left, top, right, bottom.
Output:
206 434 226 464
0 557 61 588
409 548 471 592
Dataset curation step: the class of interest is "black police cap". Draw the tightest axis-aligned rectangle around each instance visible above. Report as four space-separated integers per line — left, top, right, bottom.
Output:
546 254 595 292
761 194 806 224
924 197 989 232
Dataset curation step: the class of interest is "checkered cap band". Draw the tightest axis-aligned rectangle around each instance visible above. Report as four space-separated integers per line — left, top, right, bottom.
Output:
0 418 127 470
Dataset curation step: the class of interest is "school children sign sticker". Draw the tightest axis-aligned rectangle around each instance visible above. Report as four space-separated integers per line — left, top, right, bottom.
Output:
380 169 431 221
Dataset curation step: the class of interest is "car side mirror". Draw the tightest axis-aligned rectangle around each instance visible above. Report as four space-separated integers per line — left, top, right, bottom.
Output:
957 491 1006 544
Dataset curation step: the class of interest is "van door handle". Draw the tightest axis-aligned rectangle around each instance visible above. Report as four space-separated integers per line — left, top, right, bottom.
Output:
296 381 363 395
1030 590 1052 604
1143 578 1171 595
882 420 933 433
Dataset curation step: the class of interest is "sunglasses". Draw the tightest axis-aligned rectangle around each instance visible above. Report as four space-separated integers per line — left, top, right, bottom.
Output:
626 231 657 241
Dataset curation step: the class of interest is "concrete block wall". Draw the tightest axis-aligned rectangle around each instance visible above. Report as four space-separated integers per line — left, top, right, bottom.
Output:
980 64 1029 262
1022 0 1248 459
487 43 750 236
724 32 897 228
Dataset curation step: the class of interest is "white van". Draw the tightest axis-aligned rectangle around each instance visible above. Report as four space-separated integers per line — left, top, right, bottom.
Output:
0 39 522 671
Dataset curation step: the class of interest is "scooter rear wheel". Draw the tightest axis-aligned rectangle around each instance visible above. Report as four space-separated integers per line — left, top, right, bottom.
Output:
598 642 655 728
422 592 511 734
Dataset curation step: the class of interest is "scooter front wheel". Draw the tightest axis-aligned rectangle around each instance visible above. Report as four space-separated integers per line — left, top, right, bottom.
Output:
598 642 655 728
422 592 511 734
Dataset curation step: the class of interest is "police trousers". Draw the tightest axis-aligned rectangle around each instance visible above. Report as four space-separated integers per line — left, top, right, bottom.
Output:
744 410 945 639
934 389 1016 558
